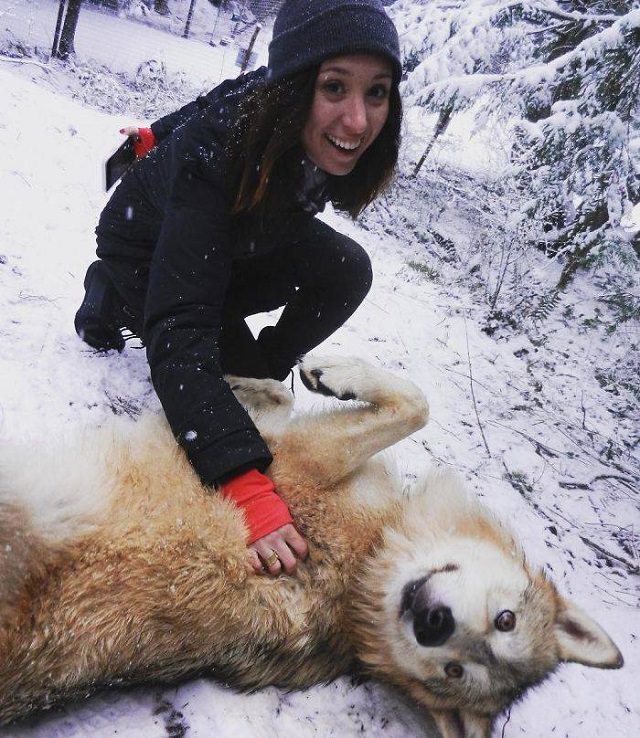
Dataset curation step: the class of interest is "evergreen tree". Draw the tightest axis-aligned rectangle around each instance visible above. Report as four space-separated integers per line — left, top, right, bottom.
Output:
392 0 639 287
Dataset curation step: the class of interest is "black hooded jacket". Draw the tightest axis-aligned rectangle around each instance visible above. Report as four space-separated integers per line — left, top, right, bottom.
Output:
97 68 327 486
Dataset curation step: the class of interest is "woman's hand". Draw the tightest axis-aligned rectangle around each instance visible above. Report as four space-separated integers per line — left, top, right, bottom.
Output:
120 125 140 139
248 524 308 576
219 468 308 576
119 126 156 158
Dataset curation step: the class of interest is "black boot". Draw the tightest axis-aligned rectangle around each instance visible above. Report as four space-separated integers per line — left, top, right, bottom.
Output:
74 261 126 352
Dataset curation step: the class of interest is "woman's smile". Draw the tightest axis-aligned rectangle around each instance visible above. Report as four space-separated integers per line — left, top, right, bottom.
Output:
325 133 364 152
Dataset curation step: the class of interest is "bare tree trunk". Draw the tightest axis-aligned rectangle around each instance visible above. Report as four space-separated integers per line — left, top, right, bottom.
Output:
51 0 67 58
184 0 198 38
413 94 457 177
239 24 260 72
57 0 82 60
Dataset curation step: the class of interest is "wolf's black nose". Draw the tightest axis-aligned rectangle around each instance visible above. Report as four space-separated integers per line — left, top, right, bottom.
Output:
413 605 455 647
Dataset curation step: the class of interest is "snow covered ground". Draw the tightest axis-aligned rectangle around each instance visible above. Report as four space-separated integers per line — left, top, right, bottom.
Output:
0 2 638 737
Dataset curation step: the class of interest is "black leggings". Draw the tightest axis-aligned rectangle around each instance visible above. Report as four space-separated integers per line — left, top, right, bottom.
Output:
223 218 372 379
100 218 372 381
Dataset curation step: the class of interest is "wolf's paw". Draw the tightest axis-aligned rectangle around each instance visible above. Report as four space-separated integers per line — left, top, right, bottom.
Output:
299 355 429 430
299 356 373 401
226 376 293 412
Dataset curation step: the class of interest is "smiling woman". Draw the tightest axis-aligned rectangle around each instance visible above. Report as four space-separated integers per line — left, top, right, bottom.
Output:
73 0 402 578
302 55 394 176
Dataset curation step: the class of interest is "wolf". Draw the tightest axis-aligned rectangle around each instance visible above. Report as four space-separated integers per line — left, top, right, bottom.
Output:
0 356 622 737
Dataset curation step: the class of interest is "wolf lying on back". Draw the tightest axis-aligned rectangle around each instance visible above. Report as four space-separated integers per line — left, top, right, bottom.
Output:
0 356 622 737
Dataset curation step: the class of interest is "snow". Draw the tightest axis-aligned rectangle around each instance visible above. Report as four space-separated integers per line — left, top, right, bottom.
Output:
622 202 640 233
0 2 638 738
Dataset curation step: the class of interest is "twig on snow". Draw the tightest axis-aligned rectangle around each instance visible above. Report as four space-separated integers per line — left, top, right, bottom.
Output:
559 480 591 490
560 473 637 495
579 536 639 576
0 54 51 72
438 362 494 393
18 291 56 303
489 419 562 461
590 474 637 494
500 707 512 738
464 317 491 458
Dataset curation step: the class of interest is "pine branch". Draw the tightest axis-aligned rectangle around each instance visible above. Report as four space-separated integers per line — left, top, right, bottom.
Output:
408 7 639 108
536 2 625 24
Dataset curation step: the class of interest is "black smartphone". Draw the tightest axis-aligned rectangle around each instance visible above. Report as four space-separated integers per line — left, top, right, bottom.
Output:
105 137 136 191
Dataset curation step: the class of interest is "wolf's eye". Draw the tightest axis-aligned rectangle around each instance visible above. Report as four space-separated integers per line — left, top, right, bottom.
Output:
495 610 516 632
445 662 464 679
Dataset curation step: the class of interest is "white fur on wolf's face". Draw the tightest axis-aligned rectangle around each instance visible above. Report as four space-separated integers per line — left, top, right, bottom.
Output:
351 469 622 734
378 530 558 714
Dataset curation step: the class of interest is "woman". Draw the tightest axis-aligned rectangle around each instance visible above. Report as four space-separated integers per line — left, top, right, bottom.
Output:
75 0 402 577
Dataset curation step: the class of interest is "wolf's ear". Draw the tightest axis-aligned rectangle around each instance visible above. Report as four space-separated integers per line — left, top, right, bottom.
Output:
555 596 623 668
431 709 492 738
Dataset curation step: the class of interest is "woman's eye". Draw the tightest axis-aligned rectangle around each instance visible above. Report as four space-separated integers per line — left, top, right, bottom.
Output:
445 662 464 679
322 80 344 96
368 84 390 100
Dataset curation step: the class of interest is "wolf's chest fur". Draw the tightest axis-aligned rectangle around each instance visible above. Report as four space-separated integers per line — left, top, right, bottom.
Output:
6 417 393 695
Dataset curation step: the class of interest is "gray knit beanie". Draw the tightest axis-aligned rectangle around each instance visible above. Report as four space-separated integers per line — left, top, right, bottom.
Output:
268 0 402 83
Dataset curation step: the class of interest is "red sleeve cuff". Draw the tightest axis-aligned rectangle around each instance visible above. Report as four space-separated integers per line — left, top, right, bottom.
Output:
134 127 156 158
220 469 293 543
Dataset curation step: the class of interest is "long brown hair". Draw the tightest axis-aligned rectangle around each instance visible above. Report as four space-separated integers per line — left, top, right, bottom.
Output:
226 65 402 221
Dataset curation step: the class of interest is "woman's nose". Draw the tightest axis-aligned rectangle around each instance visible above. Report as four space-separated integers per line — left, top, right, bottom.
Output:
342 95 368 135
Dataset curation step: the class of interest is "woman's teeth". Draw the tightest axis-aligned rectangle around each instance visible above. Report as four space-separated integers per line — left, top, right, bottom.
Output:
326 134 362 152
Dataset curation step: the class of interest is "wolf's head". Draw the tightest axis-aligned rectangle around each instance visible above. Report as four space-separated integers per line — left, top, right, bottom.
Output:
350 469 623 738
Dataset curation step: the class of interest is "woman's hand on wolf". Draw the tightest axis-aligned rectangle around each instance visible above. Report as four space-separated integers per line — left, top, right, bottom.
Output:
248 524 308 576
219 468 308 576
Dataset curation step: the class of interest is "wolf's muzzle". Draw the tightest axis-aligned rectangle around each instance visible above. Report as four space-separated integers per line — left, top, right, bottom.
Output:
401 577 456 647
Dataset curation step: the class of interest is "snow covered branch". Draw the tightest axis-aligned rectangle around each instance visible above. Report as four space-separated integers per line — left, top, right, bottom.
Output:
534 5 625 24
393 0 639 286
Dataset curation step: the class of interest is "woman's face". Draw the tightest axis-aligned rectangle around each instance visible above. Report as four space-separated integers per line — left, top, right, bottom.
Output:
301 54 393 176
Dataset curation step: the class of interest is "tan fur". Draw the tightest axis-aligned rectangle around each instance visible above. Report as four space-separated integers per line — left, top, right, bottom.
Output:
0 357 623 736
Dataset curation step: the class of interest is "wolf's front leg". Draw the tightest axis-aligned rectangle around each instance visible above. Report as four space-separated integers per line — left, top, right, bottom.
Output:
226 375 294 436
276 356 428 488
